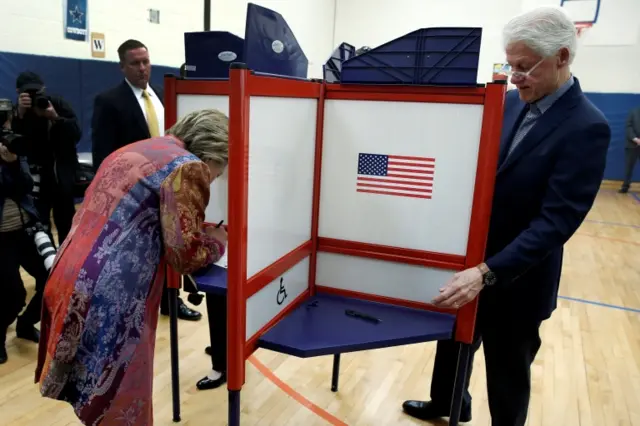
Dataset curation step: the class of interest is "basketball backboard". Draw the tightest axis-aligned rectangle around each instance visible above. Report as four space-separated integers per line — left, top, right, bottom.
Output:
559 0 601 25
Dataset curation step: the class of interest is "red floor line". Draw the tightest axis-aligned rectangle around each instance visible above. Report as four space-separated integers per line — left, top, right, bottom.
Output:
249 355 348 426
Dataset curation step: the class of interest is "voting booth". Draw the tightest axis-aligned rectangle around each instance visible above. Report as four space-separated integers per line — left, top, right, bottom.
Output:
163 67 505 425
164 7 505 423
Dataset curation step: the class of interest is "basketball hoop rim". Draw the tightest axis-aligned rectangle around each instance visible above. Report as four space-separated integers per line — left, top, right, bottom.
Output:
574 22 592 36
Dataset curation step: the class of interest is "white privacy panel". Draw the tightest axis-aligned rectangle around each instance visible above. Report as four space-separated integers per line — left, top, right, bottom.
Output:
246 96 317 278
246 256 309 339
316 252 456 305
318 99 484 256
176 94 230 223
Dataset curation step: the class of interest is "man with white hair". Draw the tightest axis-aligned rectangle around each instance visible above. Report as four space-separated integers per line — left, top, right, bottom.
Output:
403 7 610 425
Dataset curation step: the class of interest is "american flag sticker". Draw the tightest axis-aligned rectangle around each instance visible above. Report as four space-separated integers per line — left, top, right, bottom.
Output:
357 153 435 199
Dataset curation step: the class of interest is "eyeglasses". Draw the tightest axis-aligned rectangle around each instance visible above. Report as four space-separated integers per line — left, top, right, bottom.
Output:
504 58 545 80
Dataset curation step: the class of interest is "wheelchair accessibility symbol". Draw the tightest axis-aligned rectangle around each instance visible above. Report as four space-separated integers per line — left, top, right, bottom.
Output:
276 277 288 305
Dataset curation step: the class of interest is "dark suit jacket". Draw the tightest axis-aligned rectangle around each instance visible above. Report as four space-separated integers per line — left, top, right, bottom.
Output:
481 78 611 323
91 80 164 172
625 106 640 149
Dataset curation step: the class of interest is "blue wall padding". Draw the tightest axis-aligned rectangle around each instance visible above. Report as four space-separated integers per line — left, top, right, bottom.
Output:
0 51 177 154
586 92 640 182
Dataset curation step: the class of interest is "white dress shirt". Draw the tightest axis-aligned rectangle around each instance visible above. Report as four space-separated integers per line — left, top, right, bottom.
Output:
125 78 165 136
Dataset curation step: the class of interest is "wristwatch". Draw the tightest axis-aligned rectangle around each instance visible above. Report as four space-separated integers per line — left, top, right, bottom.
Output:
477 263 497 287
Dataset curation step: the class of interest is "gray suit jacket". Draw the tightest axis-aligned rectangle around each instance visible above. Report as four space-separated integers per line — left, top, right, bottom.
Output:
626 106 640 149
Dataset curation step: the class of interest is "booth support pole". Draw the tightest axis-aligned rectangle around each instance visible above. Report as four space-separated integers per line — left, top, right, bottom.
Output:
455 81 506 344
166 266 182 422
227 63 251 426
204 0 211 31
448 343 471 426
307 83 326 297
164 75 178 129
162 74 182 423
330 353 341 392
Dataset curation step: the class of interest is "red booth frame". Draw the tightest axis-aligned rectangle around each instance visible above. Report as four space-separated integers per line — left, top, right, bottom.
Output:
163 67 506 425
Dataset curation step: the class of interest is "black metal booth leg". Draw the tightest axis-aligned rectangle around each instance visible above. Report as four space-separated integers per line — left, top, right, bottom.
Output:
168 287 181 422
449 343 471 426
229 389 241 426
331 353 341 392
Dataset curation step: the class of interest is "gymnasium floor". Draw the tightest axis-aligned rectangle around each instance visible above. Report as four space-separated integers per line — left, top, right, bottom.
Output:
1 188 638 426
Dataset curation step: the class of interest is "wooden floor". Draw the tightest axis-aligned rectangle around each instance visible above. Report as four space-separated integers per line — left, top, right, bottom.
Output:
1 189 639 426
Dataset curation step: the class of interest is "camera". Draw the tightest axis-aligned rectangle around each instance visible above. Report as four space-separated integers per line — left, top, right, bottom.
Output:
27 91 50 110
0 128 29 157
0 98 29 157
24 223 57 271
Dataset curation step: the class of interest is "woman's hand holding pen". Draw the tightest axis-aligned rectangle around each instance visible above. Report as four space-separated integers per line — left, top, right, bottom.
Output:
206 220 227 245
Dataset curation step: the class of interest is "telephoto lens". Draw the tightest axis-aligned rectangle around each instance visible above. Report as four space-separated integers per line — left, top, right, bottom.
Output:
32 228 57 271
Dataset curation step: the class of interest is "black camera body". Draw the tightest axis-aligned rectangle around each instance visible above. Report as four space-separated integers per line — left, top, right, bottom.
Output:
29 92 50 110
0 128 29 157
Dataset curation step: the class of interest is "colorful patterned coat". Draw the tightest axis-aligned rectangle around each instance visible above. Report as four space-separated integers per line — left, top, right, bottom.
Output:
35 136 225 425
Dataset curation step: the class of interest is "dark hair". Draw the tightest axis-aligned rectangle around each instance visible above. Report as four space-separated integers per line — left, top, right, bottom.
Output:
117 39 148 62
16 71 44 90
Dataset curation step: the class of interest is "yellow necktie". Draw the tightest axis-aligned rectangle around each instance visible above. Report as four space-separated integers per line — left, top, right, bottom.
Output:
142 89 160 137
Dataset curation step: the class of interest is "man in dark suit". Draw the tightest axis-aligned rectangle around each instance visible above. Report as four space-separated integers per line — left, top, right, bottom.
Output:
91 39 202 321
402 7 611 426
620 106 640 193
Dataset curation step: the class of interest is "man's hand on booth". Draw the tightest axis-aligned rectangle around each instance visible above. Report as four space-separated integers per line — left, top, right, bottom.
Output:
432 266 485 309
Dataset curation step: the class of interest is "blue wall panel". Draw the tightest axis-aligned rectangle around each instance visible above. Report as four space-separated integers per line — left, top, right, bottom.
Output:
584 92 640 183
0 51 177 154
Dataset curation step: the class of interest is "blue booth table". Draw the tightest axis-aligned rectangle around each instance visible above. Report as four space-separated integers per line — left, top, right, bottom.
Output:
168 266 459 422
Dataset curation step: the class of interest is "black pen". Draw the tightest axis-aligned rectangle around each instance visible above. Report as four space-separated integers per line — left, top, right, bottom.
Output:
216 220 224 228
345 309 381 324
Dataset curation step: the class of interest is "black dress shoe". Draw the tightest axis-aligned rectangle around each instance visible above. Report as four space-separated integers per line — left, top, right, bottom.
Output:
16 319 40 343
161 299 202 321
402 400 472 423
618 188 629 194
177 302 202 321
0 344 7 364
196 372 227 390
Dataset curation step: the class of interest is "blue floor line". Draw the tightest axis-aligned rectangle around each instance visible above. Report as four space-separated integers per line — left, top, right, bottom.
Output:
558 295 640 314
632 192 640 204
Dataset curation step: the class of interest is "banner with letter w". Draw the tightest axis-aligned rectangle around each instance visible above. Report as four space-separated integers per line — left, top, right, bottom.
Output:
64 0 88 41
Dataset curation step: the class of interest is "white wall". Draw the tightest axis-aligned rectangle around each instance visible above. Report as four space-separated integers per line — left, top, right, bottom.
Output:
333 0 640 93
0 0 202 66
2 0 636 91
527 0 640 93
0 0 335 77
210 0 336 78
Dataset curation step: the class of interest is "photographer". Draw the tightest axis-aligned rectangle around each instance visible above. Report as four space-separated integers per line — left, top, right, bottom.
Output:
0 99 51 365
11 71 81 245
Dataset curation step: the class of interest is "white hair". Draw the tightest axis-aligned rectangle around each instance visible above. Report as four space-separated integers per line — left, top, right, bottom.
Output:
503 6 578 64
